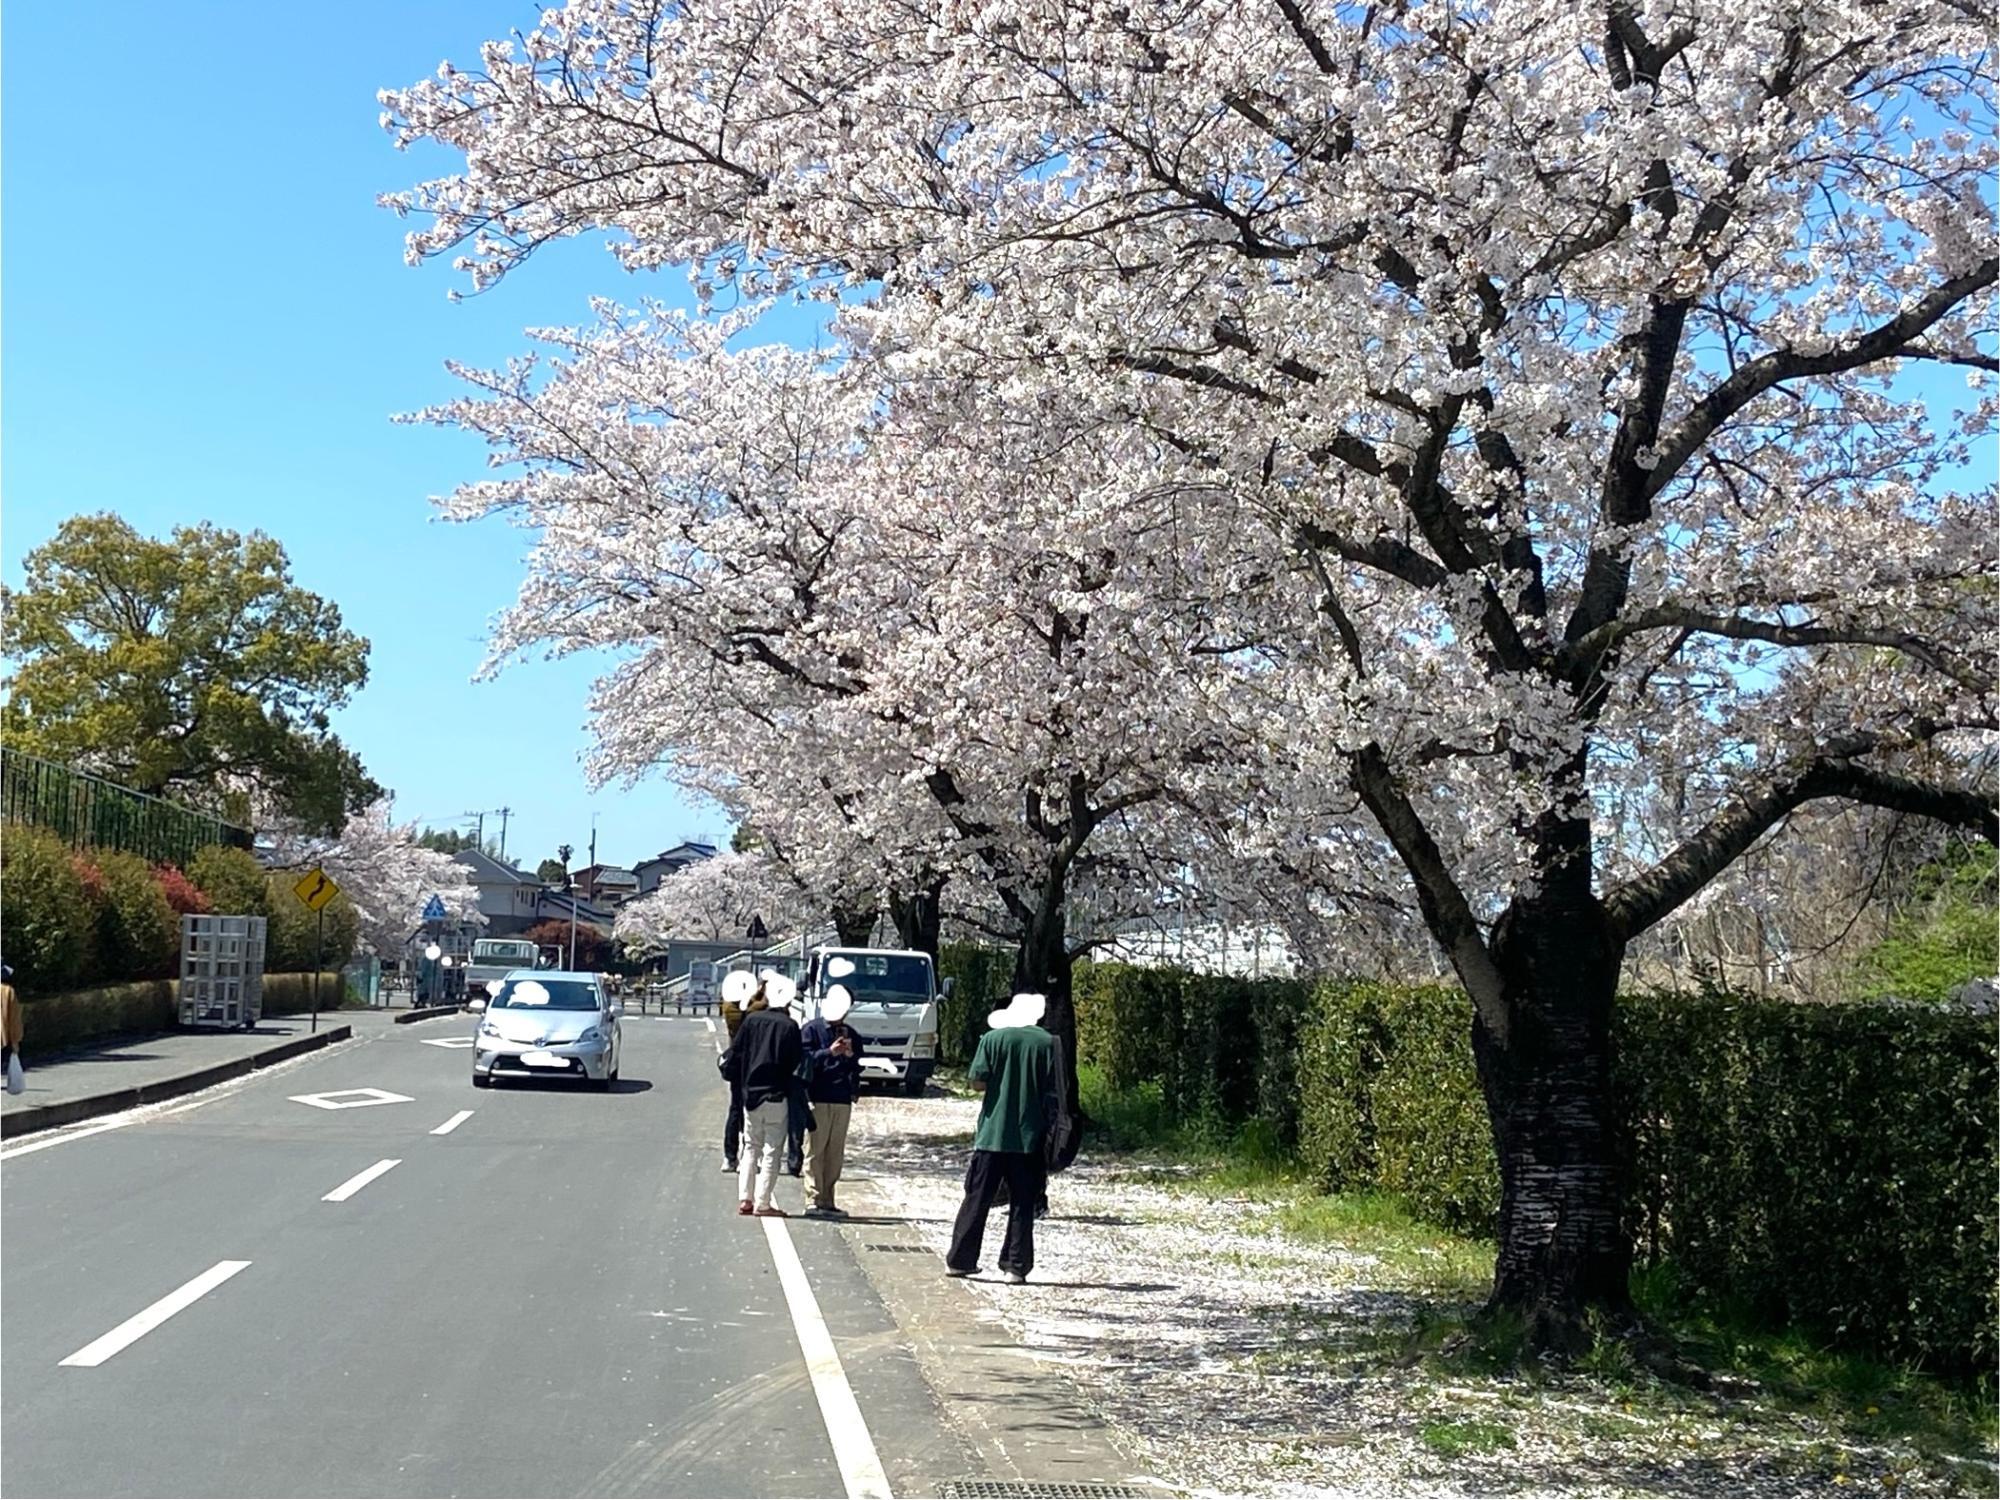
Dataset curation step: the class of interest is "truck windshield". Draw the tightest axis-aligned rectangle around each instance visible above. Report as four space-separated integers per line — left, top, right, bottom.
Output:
472 941 538 963
820 953 932 1003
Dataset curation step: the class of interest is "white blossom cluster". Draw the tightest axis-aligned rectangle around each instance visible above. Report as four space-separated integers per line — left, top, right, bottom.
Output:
384 0 1996 997
265 799 486 955
614 850 822 950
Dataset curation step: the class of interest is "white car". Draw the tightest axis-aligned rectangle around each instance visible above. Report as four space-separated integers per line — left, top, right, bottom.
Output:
468 970 622 1090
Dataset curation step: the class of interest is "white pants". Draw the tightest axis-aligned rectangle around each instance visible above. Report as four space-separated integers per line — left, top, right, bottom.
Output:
737 1100 787 1210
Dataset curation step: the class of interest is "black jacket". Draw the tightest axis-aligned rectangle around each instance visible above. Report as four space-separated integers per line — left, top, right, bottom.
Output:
724 1009 804 1111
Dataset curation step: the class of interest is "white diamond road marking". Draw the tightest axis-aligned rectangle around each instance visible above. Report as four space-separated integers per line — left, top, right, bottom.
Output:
288 1087 415 1111
419 1037 475 1049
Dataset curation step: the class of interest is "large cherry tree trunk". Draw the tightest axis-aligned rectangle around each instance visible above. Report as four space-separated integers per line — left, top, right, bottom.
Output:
1476 873 1634 1349
832 902 878 947
1010 890 1084 1169
889 876 944 960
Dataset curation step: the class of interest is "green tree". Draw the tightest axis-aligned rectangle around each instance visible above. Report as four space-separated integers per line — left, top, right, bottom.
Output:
1 514 378 834
1852 842 1998 1002
265 874 358 972
535 857 566 883
416 827 474 854
186 845 272 919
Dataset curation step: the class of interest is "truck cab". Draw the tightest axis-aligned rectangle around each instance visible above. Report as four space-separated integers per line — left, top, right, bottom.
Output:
463 938 542 1002
801 947 950 1096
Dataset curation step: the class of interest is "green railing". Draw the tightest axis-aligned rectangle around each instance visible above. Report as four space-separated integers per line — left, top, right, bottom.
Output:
0 747 253 868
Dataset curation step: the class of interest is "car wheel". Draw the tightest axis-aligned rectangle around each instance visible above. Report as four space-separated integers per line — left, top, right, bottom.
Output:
587 1073 612 1092
472 1071 492 1089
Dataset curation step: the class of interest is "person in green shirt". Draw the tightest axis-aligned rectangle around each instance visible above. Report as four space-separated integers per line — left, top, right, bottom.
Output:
945 995 1058 1284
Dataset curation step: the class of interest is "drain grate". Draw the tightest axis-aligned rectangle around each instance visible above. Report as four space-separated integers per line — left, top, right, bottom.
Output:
864 1242 932 1253
939 1485 1157 1499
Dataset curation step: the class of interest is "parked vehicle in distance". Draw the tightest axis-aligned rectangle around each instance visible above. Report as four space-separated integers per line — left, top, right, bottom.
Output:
468 970 622 1090
801 947 951 1096
462 938 542 1002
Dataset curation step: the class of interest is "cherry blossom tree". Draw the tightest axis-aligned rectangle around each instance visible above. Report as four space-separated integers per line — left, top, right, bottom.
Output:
386 0 1996 1344
266 798 485 955
616 849 822 949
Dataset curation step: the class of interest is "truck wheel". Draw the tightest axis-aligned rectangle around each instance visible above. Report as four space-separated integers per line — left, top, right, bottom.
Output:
903 1066 933 1097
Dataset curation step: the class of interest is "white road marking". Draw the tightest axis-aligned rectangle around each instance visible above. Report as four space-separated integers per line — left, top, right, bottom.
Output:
1 1041 352 1161
289 1087 414 1111
419 1037 475 1050
761 1217 893 1500
430 1109 475 1136
59 1260 252 1367
704 1017 717 1033
322 1158 402 1201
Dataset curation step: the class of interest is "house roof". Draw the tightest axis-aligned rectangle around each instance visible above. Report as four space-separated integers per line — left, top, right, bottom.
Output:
637 841 718 868
453 849 536 886
580 864 639 884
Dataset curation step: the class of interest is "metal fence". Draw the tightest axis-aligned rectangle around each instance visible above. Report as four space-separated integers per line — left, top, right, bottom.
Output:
1 747 254 868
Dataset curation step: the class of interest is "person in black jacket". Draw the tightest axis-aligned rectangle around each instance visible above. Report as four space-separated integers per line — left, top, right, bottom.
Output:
721 975 804 1217
799 984 866 1217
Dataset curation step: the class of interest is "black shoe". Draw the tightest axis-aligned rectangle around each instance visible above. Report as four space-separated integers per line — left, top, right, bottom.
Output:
722 1160 738 1173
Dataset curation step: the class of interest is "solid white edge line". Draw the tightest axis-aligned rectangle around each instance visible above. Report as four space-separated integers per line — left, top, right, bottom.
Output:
430 1109 475 1136
321 1158 402 1202
705 1016 717 1033
762 1216 893 1500
59 1260 252 1367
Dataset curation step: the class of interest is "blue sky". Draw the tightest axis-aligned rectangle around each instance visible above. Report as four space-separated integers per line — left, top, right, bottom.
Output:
1 0 795 874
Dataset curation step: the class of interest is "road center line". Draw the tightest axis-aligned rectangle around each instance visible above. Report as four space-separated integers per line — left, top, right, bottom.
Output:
59 1260 252 1367
761 1217 893 1500
322 1158 402 1202
430 1109 475 1136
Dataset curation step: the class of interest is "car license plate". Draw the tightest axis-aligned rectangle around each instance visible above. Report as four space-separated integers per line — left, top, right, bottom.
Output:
521 1050 566 1068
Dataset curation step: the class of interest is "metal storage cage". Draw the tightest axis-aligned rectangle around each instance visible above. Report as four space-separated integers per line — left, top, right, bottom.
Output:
179 914 269 1029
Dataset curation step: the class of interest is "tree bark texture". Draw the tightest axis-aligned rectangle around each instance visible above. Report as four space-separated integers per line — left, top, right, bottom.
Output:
1009 903 1084 1170
833 903 878 947
889 878 944 960
1477 888 1635 1350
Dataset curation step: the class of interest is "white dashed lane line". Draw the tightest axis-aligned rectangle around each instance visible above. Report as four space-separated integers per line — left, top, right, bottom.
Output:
430 1110 475 1136
321 1159 402 1202
59 1260 253 1368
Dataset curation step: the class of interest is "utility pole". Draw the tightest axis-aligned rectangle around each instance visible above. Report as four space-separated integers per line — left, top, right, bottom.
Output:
463 810 485 853
495 806 511 862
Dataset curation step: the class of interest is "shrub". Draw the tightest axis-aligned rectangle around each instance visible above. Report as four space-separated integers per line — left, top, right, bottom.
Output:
154 864 211 916
1084 958 1997 1373
266 877 358 973
17 980 176 1052
95 850 182 981
0 823 93 992
260 971 353 1016
186 845 270 918
936 942 1013 1065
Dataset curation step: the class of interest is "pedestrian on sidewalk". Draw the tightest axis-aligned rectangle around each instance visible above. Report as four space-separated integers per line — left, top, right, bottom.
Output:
2 963 23 1093
721 973 802 1217
946 994 1058 1284
800 984 865 1217
717 971 764 1173
770 969 810 1178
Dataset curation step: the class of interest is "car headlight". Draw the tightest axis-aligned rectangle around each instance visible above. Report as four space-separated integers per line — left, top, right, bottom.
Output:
573 1026 605 1047
910 1031 937 1058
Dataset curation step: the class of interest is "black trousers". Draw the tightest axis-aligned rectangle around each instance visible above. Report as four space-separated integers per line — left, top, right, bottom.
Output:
947 1150 1046 1276
723 1080 744 1164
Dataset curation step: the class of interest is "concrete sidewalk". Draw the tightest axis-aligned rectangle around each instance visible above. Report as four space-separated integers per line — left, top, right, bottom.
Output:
0 1010 393 1137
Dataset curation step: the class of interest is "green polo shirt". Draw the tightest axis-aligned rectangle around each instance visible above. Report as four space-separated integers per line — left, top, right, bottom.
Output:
969 1025 1057 1154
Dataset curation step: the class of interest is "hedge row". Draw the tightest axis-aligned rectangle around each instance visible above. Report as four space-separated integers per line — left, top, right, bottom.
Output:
17 972 356 1053
0 825 357 993
1070 962 1997 1374
936 942 1015 1066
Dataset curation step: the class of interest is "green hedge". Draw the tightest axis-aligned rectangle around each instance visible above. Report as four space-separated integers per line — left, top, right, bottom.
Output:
1072 961 1997 1373
936 942 1015 1066
1618 989 1995 1374
1 823 95 990
17 972 355 1052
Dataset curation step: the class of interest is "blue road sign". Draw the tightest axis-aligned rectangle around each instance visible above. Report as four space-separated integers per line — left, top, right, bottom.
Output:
421 894 448 923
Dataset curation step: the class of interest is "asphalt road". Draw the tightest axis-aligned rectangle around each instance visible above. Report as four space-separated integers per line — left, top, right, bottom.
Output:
0 1014 965 1498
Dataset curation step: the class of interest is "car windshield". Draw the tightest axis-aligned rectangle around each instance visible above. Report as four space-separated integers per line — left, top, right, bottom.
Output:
488 978 599 1011
818 953 932 1003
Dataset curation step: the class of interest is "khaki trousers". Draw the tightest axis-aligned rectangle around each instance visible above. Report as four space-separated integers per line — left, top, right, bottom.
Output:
803 1101 853 1209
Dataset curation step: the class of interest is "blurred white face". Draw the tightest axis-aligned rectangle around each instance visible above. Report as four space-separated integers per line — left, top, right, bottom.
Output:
822 985 853 1024
826 957 857 979
1010 993 1047 1026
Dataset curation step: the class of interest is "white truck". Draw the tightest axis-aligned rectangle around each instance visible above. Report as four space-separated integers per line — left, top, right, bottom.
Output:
800 946 954 1095
462 937 543 1002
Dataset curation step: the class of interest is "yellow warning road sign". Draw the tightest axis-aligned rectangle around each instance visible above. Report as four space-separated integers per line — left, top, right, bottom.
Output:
293 867 341 913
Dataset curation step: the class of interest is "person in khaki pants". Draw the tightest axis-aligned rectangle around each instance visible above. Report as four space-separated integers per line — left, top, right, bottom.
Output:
799 984 865 1218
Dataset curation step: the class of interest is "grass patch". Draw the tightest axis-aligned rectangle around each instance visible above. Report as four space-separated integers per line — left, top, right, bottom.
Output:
1419 1419 1516 1458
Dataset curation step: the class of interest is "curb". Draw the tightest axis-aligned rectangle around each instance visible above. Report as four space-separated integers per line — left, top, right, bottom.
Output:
394 1006 463 1025
0 1025 354 1140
